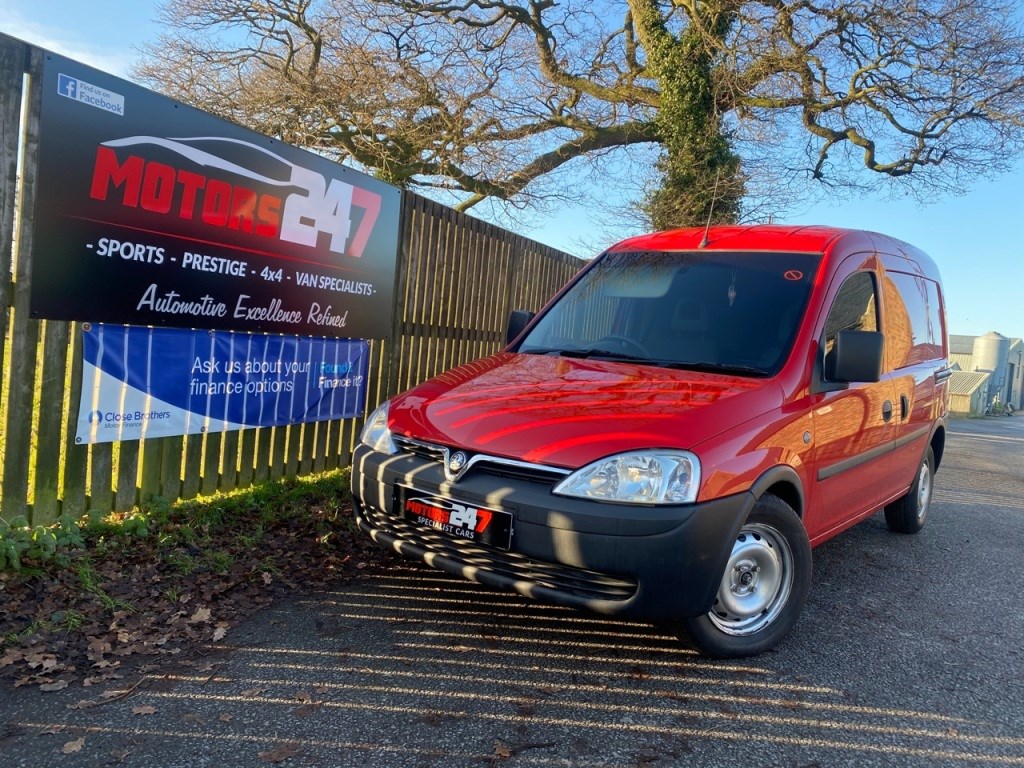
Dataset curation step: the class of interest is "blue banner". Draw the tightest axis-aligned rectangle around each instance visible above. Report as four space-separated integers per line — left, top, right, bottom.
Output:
76 324 369 444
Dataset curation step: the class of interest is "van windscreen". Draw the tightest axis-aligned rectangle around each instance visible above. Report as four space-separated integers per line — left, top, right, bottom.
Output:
518 250 820 376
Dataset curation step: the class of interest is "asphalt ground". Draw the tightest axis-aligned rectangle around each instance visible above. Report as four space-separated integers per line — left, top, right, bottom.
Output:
2 415 1023 767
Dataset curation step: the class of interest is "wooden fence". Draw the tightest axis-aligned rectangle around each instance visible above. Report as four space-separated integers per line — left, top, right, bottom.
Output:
0 35 583 523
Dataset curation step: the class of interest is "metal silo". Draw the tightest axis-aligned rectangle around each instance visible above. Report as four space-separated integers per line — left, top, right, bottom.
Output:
973 332 1010 406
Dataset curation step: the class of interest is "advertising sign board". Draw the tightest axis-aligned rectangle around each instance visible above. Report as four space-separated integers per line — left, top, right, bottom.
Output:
75 324 369 445
32 53 401 338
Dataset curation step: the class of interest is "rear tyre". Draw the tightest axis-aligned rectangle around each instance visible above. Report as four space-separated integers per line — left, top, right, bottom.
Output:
678 494 811 658
884 446 935 534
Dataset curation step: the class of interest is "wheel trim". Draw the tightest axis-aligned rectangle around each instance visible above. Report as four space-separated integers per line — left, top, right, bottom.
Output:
916 459 932 521
709 523 794 637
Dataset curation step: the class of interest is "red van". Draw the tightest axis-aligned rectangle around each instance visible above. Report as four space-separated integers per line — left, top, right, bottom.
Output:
351 226 950 657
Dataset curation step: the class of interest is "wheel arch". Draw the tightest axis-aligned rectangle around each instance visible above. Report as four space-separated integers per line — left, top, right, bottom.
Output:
930 424 946 470
749 465 805 519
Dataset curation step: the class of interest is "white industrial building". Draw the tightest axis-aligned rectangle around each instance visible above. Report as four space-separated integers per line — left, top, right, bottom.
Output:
948 333 1023 414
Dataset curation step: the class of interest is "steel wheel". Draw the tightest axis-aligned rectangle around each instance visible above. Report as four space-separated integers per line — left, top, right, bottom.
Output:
916 458 932 522
885 446 935 534
677 493 811 658
708 522 794 636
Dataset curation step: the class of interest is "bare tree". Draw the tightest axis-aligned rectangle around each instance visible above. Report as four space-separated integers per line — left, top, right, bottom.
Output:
134 0 1024 230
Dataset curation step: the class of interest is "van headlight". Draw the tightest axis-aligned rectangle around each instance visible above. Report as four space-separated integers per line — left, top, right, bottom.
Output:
360 400 397 455
553 451 700 505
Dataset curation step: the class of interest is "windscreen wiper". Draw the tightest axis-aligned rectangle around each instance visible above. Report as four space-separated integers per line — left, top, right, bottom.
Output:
656 360 770 376
556 348 650 362
523 348 650 363
522 349 767 375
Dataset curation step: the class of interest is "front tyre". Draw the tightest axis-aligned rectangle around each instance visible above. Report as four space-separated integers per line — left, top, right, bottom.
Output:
678 494 811 658
884 446 935 534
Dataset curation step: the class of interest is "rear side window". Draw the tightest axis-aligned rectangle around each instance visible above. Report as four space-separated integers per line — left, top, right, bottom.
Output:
882 272 945 368
925 281 946 355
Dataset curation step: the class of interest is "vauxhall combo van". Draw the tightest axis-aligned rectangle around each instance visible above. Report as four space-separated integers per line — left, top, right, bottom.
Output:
351 225 950 657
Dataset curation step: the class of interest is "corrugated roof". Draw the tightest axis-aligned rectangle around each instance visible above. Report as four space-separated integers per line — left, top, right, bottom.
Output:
949 334 976 355
949 353 973 371
948 370 989 396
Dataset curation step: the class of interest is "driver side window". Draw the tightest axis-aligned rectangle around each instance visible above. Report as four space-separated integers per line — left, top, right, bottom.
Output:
823 272 879 378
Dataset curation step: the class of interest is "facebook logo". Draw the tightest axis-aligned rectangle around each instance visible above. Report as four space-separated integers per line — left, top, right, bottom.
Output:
55 73 124 116
58 74 78 100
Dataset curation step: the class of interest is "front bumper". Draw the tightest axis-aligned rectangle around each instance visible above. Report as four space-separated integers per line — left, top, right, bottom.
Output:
351 443 754 621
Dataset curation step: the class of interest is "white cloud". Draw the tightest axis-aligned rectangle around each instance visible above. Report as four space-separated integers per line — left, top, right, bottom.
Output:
0 7 135 77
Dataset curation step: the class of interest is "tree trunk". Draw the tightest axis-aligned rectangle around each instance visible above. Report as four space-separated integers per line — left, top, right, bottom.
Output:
633 1 744 230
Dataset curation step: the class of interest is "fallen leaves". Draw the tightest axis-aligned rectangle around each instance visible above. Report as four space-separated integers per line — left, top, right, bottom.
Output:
0 486 382 691
0 649 24 667
39 679 69 692
131 705 157 716
67 680 143 711
62 737 85 754
27 653 60 671
86 638 111 659
189 607 212 624
491 739 557 761
258 743 300 763
287 691 323 717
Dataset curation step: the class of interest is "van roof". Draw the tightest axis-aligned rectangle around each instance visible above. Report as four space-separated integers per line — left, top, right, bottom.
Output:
610 225 902 256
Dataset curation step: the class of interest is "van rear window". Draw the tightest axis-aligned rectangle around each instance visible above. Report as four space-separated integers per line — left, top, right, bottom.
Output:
519 251 820 376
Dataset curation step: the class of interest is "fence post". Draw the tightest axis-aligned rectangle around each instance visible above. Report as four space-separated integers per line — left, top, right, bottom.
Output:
1 45 42 521
61 325 88 517
0 36 25 387
384 191 414 401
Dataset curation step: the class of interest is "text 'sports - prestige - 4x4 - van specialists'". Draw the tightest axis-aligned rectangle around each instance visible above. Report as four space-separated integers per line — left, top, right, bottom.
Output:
351 225 950 658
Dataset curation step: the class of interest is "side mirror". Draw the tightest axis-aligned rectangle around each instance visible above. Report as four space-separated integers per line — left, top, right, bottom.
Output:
829 330 884 383
506 309 536 345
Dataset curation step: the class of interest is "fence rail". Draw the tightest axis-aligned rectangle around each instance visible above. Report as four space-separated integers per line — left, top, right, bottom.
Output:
0 35 582 523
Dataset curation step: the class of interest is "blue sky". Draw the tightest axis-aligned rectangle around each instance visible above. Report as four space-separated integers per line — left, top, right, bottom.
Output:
1 0 1020 338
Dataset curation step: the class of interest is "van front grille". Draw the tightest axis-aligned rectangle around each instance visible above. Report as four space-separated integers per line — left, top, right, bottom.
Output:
358 503 637 603
392 436 570 485
394 436 448 463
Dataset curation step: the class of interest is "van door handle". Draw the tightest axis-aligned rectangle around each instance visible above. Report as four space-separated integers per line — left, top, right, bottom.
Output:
882 400 893 422
900 395 909 420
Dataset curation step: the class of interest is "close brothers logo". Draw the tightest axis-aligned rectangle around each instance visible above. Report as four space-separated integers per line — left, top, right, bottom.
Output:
86 410 173 427
87 137 382 259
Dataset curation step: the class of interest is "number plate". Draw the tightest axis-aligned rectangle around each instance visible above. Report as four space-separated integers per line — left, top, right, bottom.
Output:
398 489 513 550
